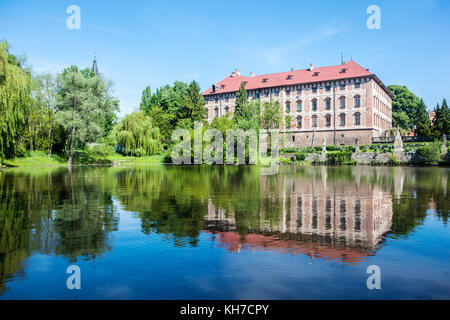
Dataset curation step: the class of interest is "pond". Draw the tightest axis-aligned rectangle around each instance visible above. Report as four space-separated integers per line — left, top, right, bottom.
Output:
0 165 449 299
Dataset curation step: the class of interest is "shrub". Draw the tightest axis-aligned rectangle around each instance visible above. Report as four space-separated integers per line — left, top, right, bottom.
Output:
391 154 400 165
326 151 354 165
416 142 443 165
295 151 307 162
279 157 292 165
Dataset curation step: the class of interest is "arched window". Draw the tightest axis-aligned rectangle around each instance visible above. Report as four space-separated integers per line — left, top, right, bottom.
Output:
311 98 318 111
354 112 361 125
215 107 219 117
339 113 346 126
354 95 361 108
285 101 291 113
325 114 331 127
325 98 331 110
339 96 346 109
311 115 318 128
297 116 302 129
296 100 302 112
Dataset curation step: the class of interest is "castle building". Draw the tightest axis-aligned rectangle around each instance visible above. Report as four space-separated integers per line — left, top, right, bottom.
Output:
202 60 393 146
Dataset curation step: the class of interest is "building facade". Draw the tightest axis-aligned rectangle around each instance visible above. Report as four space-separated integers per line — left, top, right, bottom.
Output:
202 60 393 146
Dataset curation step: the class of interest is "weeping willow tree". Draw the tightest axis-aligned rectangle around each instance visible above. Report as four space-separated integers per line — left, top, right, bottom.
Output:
115 111 161 156
0 41 31 162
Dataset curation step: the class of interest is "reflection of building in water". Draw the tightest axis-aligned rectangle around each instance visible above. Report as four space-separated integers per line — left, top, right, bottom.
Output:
204 170 393 265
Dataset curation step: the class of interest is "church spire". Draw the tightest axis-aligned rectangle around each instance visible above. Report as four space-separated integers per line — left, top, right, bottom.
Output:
91 54 99 75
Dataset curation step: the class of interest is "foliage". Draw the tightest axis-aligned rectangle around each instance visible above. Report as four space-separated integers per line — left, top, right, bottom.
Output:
55 65 119 164
432 99 450 137
114 111 161 156
416 142 443 165
325 151 355 165
415 99 431 136
0 41 32 162
388 85 423 131
262 99 282 129
140 80 206 146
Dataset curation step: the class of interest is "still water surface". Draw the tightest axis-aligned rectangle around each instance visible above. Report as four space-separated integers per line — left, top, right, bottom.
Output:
0 165 449 299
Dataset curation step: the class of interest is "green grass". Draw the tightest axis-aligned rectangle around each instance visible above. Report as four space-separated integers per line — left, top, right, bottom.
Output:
3 151 67 167
107 154 168 164
2 151 168 167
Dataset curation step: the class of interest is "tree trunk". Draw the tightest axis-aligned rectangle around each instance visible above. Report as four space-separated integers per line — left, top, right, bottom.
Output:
48 124 52 156
68 126 75 166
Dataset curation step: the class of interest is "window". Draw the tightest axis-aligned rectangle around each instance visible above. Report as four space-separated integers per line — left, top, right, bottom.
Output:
339 113 346 126
264 91 269 97
297 116 302 128
354 95 361 107
339 96 346 109
325 114 331 127
354 112 361 125
225 106 229 114
312 115 318 128
325 85 331 92
215 107 219 117
325 98 331 110
225 96 229 102
355 82 360 89
297 88 302 94
292 135 295 142
312 99 317 111
286 88 291 96
297 100 302 112
285 101 291 113
312 87 317 93
340 83 345 90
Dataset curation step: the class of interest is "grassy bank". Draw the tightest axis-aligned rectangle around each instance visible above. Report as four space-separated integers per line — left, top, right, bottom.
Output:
2 151 168 167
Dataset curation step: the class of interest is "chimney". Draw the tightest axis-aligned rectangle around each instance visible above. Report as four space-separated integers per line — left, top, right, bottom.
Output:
309 63 314 71
249 72 255 77
291 67 295 71
235 69 241 76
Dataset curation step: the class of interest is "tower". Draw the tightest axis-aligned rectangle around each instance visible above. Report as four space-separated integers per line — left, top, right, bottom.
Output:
91 54 99 75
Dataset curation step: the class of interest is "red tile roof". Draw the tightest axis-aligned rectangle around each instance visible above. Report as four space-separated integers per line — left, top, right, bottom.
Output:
202 60 374 96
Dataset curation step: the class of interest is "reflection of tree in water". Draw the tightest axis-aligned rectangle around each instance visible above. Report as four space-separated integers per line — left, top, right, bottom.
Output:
390 167 449 236
113 166 264 246
0 167 119 294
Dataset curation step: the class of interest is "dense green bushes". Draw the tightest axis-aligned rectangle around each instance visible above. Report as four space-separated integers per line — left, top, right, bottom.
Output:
325 151 355 165
416 142 443 165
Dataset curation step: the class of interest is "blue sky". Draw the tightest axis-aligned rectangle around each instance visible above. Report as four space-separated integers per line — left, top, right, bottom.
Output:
1 0 449 116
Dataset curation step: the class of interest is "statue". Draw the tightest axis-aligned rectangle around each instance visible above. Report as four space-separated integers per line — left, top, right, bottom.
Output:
393 128 403 154
355 138 360 153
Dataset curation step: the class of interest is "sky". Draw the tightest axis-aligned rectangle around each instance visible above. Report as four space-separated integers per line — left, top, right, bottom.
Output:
1 0 449 116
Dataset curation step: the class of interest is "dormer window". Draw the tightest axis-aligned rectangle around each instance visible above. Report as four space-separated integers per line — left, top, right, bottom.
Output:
262 78 268 83
313 72 319 76
287 74 293 80
340 68 347 73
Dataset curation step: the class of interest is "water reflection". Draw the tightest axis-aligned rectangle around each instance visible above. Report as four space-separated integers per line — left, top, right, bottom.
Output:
204 167 394 264
0 165 448 296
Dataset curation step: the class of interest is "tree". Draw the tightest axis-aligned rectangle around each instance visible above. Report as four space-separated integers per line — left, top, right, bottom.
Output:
262 99 281 129
234 82 248 122
115 111 161 156
184 81 207 123
140 81 206 145
0 41 31 161
415 99 431 137
55 65 119 165
28 73 58 155
388 85 422 130
432 99 450 137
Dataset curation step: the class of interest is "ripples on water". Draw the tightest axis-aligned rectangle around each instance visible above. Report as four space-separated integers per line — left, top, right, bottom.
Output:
0 165 448 299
